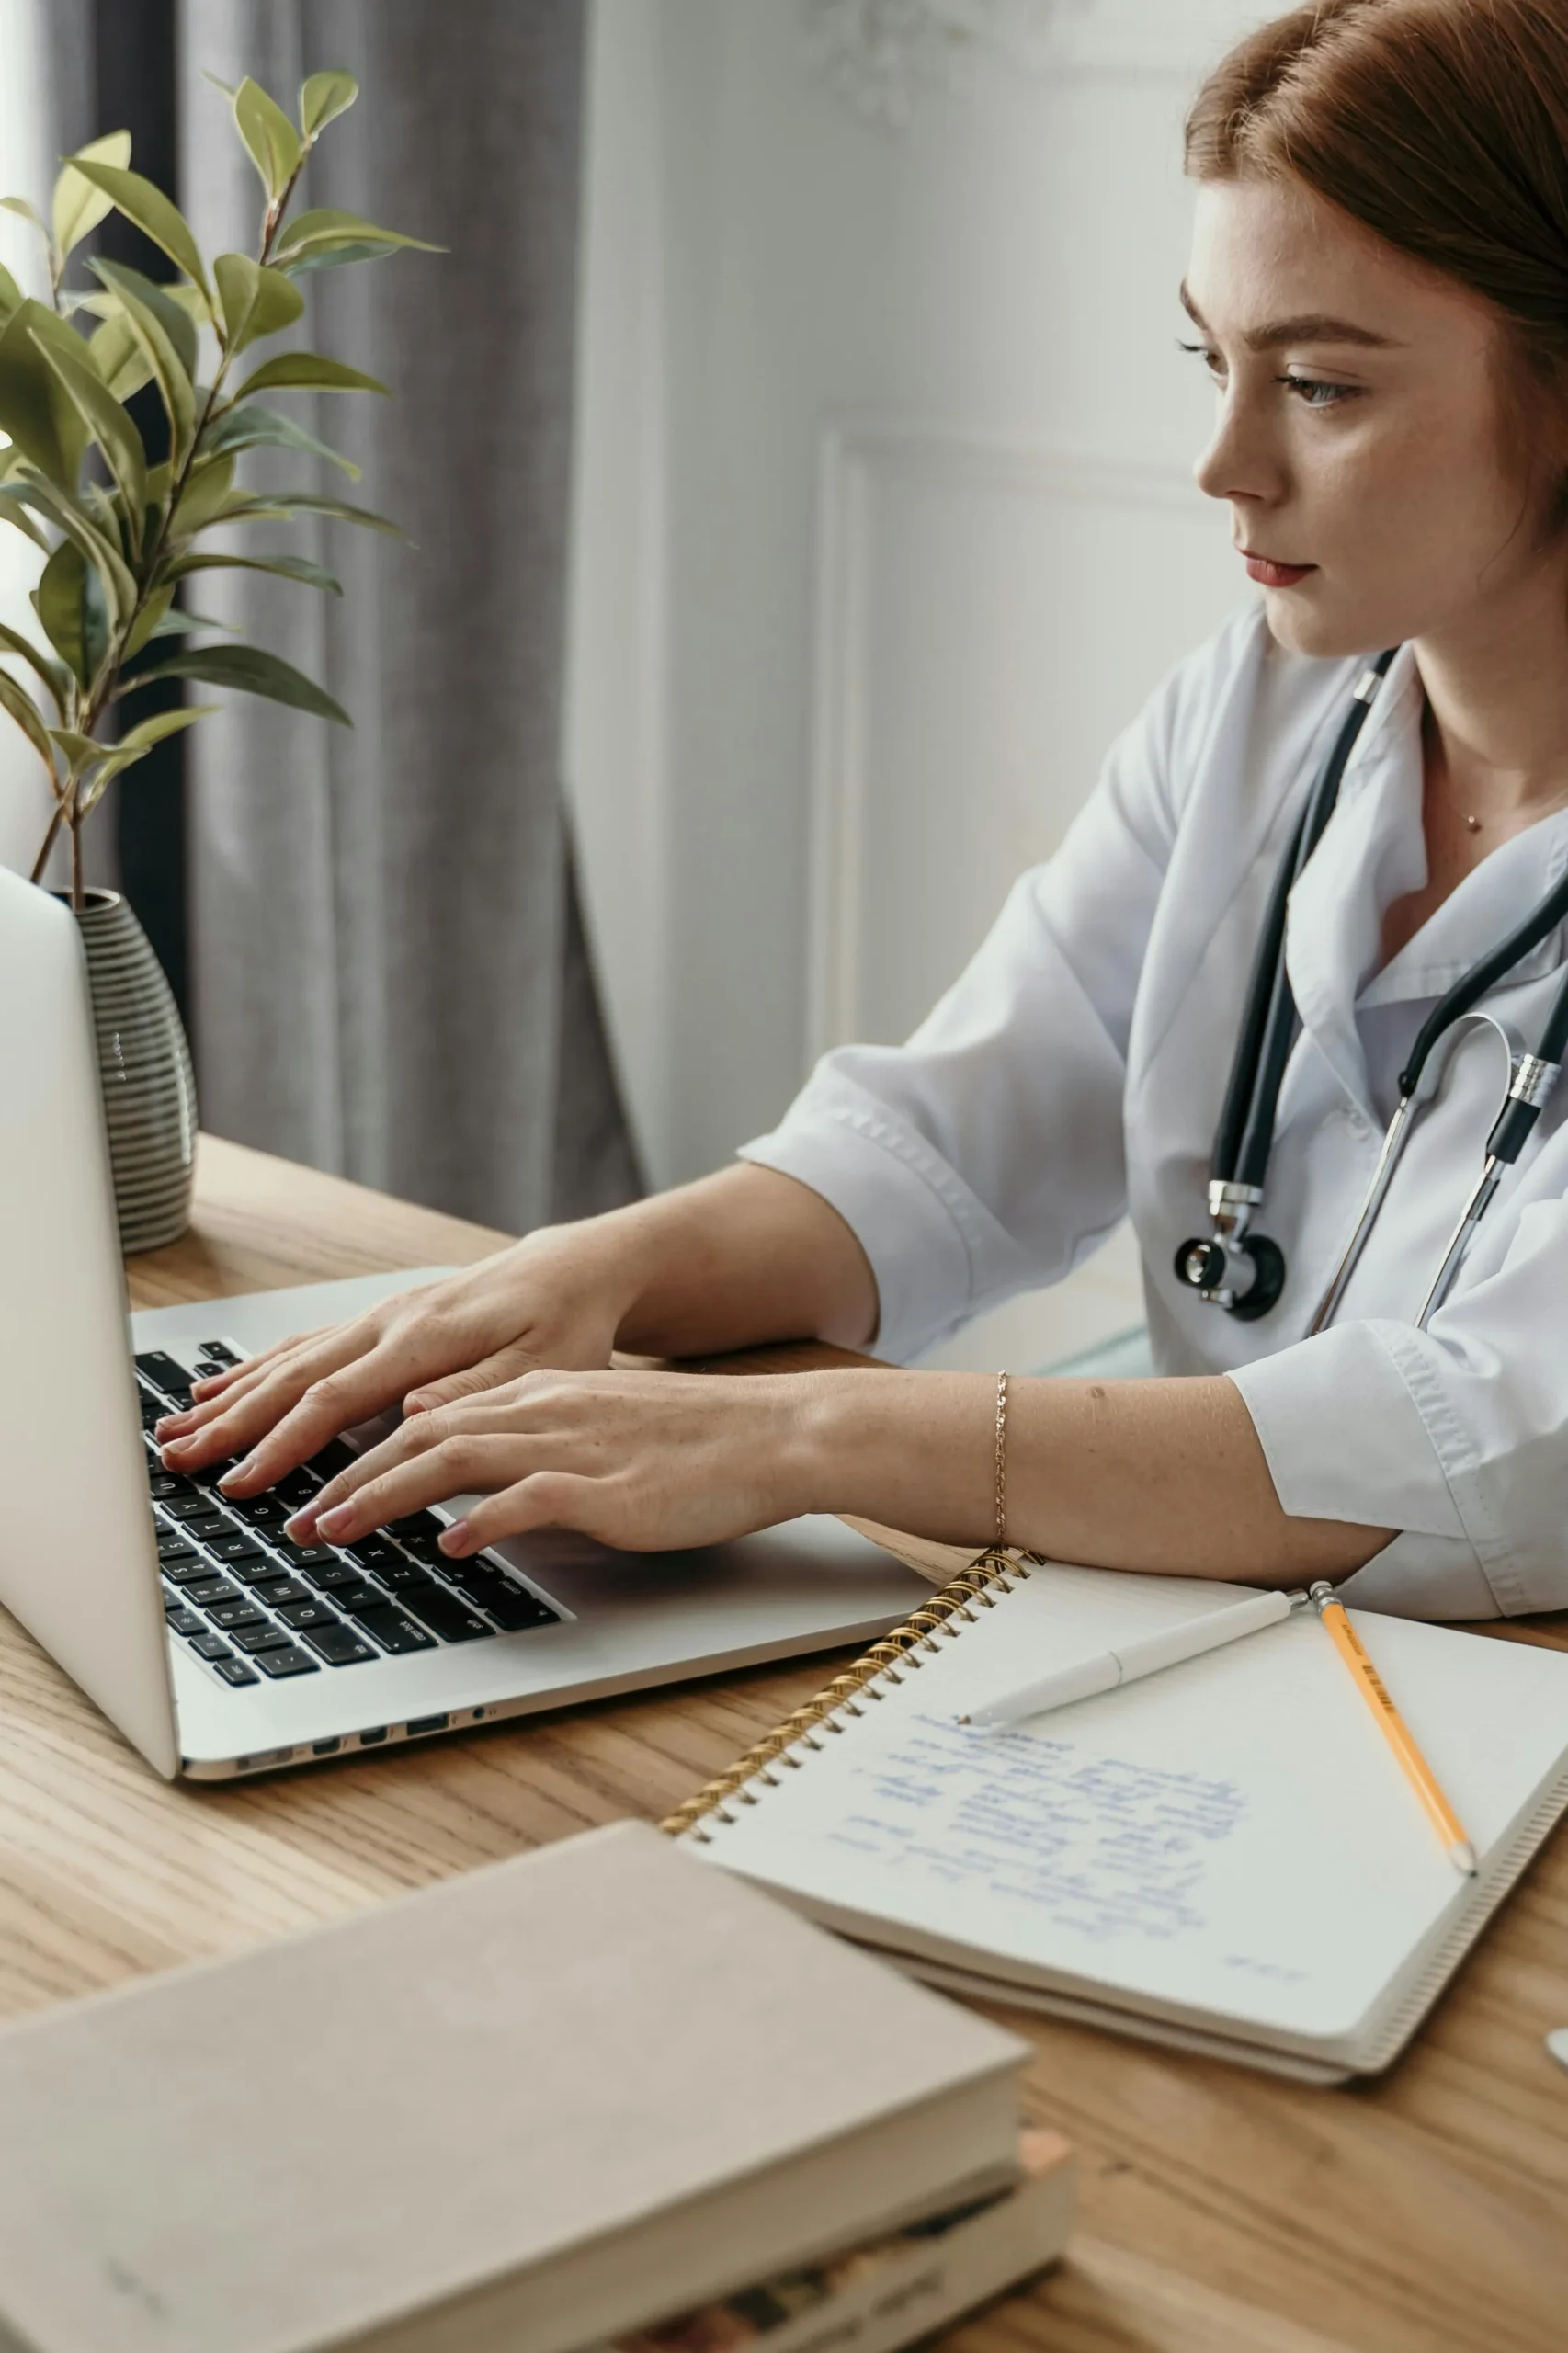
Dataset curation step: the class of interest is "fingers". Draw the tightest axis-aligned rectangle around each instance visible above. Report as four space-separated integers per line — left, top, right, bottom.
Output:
184 1326 329 1404
403 1343 549 1415
302 1430 540 1546
211 1337 447 1495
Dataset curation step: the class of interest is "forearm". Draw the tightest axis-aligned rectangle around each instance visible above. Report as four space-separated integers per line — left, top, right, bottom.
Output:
548 1163 879 1359
801 1368 1392 1584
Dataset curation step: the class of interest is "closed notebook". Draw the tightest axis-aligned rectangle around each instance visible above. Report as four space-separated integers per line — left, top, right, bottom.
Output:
669 1554 1568 2081
0 1820 1028 2353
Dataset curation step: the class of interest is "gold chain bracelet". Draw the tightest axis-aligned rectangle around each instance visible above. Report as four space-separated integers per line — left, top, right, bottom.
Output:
994 1370 1008 1549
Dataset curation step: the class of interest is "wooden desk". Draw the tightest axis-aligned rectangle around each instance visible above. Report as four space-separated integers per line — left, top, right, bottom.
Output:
3 1134 1566 2353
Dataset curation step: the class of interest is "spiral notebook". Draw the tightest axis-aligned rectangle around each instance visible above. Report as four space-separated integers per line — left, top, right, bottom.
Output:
666 1553 1568 2082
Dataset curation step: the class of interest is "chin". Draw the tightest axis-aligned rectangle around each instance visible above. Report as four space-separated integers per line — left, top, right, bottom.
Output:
1259 590 1394 664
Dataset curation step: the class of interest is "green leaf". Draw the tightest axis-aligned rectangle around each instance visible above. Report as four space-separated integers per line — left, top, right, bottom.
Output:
17 474 137 623
0 196 46 234
270 207 443 266
122 584 174 657
166 550 343 596
143 606 234 636
0 301 89 487
117 702 219 755
234 351 388 399
202 401 360 478
128 640 350 723
212 253 303 356
29 323 147 548
168 452 234 538
88 309 154 402
48 725 112 773
0 619 69 712
52 129 132 263
0 665 58 774
284 240 400 278
89 258 195 453
212 488 406 539
65 161 209 297
37 538 109 685
87 258 197 381
233 78 301 201
0 485 51 551
0 261 23 328
299 72 358 139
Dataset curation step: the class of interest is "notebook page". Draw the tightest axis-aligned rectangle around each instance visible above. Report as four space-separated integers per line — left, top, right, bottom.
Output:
690 1565 1568 2051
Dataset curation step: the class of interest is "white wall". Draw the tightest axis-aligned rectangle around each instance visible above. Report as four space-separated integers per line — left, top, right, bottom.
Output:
0 0 51 881
566 0 1271 1363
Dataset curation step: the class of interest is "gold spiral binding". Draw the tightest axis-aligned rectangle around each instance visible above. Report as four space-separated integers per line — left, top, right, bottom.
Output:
659 1547 1036 1841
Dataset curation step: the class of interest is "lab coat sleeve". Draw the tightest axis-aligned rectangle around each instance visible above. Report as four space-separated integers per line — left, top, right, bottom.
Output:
740 631 1223 1363
1230 1191 1568 1618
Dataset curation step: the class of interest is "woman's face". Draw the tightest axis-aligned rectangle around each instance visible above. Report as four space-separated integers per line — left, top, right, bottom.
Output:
1185 175 1565 660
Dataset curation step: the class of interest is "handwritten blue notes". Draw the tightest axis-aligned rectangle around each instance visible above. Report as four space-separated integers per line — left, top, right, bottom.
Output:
829 1714 1245 1945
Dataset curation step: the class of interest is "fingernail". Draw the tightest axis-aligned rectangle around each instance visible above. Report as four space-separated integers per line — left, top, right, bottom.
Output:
161 1436 196 1460
438 1522 471 1557
316 1504 355 1537
218 1455 257 1492
284 1509 317 1540
154 1414 187 1436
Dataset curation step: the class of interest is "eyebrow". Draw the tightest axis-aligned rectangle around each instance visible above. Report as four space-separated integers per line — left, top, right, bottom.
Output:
1178 280 1401 351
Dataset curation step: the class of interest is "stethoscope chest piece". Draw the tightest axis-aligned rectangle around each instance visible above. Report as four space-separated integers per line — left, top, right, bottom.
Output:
1176 1184 1286 1319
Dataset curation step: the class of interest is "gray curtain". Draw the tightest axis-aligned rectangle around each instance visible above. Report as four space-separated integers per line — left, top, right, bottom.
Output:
175 0 642 1231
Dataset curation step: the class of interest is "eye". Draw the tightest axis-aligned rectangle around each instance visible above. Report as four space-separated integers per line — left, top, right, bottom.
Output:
1278 371 1359 410
1178 336 1224 381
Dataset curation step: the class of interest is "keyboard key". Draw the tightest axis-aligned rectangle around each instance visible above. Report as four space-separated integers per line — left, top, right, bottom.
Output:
250 1576 312 1608
252 1644 320 1679
388 1510 448 1543
208 1533 268 1568
188 1631 233 1661
305 1438 358 1481
328 1578 386 1616
271 1469 322 1508
369 1558 430 1594
485 1586 560 1632
397 1585 494 1644
232 1622 296 1654
148 1472 193 1502
161 1493 226 1523
206 1599 267 1631
195 1340 240 1367
354 1603 437 1656
299 1558 364 1594
229 1494 290 1530
275 1541 339 1574
158 1550 206 1582
278 1598 339 1631
341 1536 402 1571
165 1605 204 1635
215 1656 260 1687
164 1511 231 1547
135 1350 193 1396
185 1456 244 1491
184 1576 241 1608
303 1622 376 1665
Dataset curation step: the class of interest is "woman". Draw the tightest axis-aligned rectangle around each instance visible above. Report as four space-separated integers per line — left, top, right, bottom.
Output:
161 0 1568 1620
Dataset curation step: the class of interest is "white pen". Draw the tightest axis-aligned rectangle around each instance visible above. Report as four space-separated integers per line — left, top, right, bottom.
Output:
956 1587 1310 1729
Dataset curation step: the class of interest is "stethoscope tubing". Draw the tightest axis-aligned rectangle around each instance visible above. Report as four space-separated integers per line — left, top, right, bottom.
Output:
1184 644 1568 1330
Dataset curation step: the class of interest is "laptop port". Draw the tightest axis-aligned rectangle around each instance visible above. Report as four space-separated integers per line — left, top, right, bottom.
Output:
358 1726 388 1745
406 1713 449 1735
312 1737 341 1756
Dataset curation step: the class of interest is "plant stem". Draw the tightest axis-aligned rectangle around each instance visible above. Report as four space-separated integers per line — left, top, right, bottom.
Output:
69 799 83 911
29 803 62 885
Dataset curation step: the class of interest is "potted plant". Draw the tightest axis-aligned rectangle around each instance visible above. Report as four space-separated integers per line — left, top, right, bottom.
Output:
0 69 437 1251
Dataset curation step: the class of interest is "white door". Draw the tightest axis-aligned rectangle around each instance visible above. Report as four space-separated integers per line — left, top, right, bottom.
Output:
566 0 1270 1368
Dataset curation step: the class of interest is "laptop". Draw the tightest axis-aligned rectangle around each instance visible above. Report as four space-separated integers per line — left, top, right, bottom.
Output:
0 870 929 1780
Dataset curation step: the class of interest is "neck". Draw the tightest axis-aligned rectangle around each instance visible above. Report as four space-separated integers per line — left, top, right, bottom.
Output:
1415 558 1568 821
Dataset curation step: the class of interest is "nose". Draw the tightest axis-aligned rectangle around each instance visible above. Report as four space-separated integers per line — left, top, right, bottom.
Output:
1193 381 1282 511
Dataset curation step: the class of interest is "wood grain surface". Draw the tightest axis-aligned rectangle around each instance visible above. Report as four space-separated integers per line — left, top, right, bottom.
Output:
3 1131 1566 2352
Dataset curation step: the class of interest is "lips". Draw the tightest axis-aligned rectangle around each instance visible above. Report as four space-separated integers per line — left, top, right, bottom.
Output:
1243 552 1316 588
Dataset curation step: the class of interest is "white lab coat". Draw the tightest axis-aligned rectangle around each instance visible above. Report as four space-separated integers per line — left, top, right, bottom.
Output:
742 603 1568 1620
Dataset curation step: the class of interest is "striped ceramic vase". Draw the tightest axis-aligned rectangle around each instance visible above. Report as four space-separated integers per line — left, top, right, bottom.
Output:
66 891 197 1255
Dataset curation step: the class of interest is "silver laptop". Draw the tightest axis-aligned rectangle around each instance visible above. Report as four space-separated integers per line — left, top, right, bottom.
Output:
0 870 928 1780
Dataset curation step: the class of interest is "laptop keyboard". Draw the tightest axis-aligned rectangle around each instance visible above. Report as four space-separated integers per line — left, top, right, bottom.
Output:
137 1347 562 1689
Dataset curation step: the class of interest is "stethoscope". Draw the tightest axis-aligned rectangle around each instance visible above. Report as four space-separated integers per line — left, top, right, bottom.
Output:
1176 648 1568 1333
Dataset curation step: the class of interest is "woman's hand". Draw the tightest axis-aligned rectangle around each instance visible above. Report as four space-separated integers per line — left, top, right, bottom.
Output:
155 1229 641 1495
284 1369 829 1556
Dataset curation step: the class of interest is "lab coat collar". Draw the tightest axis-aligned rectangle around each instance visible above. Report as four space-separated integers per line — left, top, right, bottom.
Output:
1286 648 1568 1110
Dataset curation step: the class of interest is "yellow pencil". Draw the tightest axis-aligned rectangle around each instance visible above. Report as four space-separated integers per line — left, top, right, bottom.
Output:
1308 1583 1477 1876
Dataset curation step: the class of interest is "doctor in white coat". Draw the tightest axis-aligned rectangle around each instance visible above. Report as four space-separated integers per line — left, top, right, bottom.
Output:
162 0 1568 1621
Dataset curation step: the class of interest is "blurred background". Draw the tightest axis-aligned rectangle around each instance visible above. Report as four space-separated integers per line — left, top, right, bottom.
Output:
0 0 1267 1370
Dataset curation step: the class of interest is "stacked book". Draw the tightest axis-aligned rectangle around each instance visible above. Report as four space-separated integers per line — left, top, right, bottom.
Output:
0 1822 1074 2353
